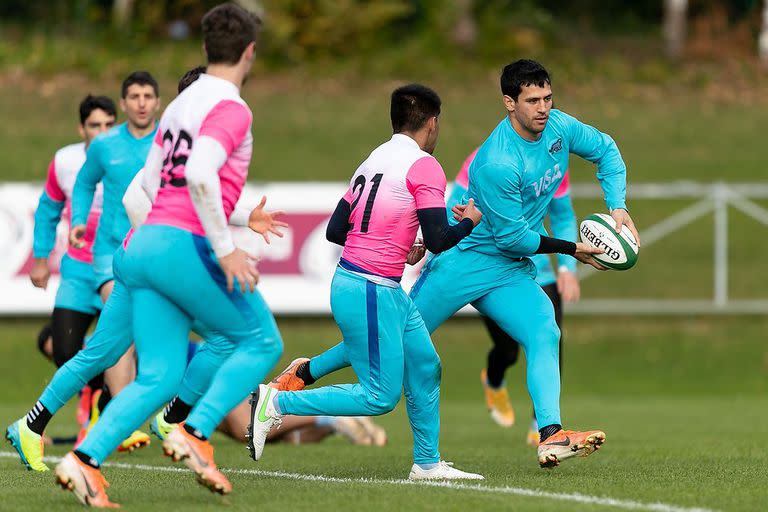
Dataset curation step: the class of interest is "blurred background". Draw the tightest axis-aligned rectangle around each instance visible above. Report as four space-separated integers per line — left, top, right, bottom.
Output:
0 2 766 509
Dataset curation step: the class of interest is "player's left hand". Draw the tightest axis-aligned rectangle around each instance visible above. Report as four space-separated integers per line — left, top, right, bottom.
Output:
407 240 426 265
556 270 580 303
610 208 641 247
248 196 289 244
30 258 51 289
69 224 87 249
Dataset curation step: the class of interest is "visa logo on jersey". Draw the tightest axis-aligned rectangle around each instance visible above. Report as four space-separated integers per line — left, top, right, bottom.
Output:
532 164 563 197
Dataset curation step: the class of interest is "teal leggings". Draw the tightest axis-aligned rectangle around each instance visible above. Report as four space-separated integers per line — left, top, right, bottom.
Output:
77 225 282 464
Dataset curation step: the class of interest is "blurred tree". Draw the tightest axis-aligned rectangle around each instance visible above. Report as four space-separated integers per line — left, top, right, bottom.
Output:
113 0 135 28
760 0 768 63
260 0 413 61
452 0 477 49
664 0 688 59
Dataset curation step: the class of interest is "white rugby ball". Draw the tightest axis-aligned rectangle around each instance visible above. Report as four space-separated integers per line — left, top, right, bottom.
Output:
579 213 639 270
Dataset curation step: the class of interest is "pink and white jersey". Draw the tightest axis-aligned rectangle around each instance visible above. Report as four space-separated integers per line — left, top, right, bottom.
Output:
341 134 447 278
454 148 478 189
145 74 253 234
44 142 103 263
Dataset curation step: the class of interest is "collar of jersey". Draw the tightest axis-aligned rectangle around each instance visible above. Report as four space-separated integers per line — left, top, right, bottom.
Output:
390 133 420 148
198 73 240 96
504 116 545 146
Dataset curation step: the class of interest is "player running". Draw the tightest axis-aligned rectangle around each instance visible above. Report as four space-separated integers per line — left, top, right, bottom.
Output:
6 96 116 471
69 70 162 449
272 60 637 469
54 4 282 505
248 83 484 481
449 151 580 441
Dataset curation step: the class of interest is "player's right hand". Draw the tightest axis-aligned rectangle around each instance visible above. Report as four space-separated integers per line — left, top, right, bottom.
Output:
69 224 87 249
407 240 426 265
574 242 608 271
452 198 483 226
30 258 51 289
556 270 580 303
218 248 260 293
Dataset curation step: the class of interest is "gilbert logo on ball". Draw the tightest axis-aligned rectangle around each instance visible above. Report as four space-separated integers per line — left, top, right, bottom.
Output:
579 213 639 270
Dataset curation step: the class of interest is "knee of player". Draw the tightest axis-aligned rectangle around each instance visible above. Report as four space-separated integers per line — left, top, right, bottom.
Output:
137 362 186 393
536 323 560 348
367 391 400 415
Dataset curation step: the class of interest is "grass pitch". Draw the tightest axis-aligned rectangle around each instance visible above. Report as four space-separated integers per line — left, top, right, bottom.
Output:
1 316 766 511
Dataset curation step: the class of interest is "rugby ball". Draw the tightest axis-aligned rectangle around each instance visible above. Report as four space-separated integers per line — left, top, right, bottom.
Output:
579 213 639 270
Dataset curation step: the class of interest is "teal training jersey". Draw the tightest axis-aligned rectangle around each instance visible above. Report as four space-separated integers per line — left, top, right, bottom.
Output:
460 109 626 259
72 122 158 256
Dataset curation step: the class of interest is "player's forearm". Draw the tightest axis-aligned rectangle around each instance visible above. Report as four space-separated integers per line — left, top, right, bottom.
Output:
185 138 235 258
71 178 97 226
595 140 627 211
228 205 250 228
141 143 164 202
416 207 474 253
32 192 65 258
326 198 352 246
123 171 153 229
535 235 576 256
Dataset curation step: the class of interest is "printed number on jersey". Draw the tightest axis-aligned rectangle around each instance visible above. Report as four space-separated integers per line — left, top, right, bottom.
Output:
161 129 192 188
349 173 382 233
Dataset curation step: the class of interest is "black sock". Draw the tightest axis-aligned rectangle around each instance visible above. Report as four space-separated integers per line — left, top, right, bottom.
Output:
97 387 112 413
73 449 99 469
183 423 207 441
297 361 316 386
26 401 52 436
539 423 562 443
164 397 193 424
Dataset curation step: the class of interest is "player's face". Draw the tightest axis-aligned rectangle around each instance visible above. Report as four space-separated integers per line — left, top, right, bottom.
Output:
79 109 116 146
505 83 552 139
424 116 440 155
120 84 160 131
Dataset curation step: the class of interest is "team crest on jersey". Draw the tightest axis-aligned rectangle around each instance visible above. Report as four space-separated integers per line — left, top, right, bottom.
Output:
549 138 562 155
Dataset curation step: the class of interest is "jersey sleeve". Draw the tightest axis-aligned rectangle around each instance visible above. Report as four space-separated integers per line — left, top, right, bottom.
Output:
140 129 165 202
33 159 66 258
472 162 541 257
406 156 448 210
72 139 104 226
559 110 627 211
198 100 252 156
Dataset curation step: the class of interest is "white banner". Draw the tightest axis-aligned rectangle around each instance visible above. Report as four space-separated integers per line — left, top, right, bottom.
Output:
0 182 428 315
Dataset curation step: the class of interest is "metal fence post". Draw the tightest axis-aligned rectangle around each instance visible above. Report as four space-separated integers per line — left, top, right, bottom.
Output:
713 184 728 308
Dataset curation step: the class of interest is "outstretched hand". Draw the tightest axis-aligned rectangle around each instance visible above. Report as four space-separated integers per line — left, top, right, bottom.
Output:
248 196 289 244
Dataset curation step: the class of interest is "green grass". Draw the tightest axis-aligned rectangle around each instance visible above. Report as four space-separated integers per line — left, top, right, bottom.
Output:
1 317 767 511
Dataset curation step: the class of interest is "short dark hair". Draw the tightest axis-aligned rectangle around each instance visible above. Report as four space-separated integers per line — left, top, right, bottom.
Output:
121 71 159 99
79 94 116 125
178 66 207 94
390 84 441 133
202 3 262 65
500 59 551 101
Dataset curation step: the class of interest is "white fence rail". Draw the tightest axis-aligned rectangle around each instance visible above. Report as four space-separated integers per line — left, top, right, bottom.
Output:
568 182 768 315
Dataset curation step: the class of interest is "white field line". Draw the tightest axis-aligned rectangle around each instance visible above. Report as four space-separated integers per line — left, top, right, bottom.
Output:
0 451 715 512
